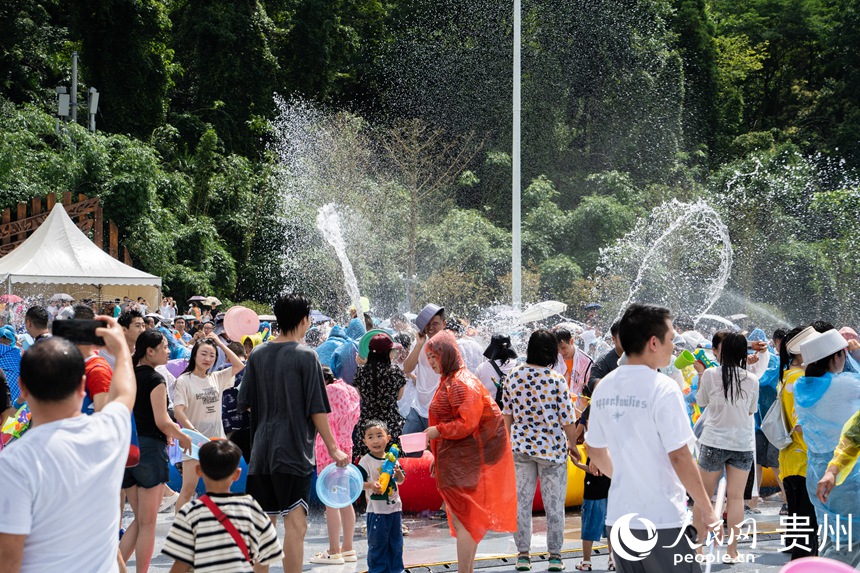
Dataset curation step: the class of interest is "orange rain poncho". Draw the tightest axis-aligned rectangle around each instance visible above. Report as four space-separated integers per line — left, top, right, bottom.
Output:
426 331 517 543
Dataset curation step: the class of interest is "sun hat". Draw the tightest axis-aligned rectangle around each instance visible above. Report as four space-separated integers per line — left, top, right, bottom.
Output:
483 334 517 361
359 329 387 359
800 329 848 366
839 326 858 342
785 326 819 355
368 333 402 356
415 303 444 333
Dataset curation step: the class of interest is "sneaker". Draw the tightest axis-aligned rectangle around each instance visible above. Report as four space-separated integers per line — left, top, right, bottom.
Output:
515 554 531 571
574 562 592 571
548 556 565 571
342 549 357 563
158 492 179 513
310 551 345 565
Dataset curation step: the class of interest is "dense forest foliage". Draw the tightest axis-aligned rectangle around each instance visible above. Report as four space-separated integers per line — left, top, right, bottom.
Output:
1 0 858 325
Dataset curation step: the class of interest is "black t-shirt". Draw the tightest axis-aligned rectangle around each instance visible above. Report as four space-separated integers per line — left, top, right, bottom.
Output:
133 365 167 441
578 404 611 499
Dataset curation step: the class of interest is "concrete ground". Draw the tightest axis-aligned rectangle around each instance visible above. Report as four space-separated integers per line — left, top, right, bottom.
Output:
129 495 794 572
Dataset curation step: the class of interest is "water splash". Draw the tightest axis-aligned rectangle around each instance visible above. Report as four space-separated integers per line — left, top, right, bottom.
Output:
316 203 362 315
596 199 732 321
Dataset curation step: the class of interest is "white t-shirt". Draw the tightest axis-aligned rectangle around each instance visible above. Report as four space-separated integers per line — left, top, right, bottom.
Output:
410 350 441 418
697 367 759 452
0 402 131 573
586 364 695 529
475 359 516 395
173 368 235 438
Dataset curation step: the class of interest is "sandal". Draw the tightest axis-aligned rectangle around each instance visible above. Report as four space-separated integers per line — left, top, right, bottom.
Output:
574 561 592 571
515 554 531 571
342 549 357 563
310 550 345 564
608 560 615 571
548 555 565 571
780 503 789 516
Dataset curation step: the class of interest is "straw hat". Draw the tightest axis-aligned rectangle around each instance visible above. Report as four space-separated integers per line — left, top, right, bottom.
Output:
799 329 848 366
785 326 819 355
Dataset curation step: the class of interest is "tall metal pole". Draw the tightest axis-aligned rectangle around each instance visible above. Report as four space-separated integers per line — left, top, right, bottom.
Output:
512 0 522 308
71 51 78 124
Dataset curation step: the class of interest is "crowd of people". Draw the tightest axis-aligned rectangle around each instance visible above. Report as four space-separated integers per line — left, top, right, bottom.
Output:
1 293 860 573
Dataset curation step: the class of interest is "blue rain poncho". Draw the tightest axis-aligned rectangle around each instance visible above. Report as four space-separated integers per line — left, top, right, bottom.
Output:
315 324 350 367
795 371 860 549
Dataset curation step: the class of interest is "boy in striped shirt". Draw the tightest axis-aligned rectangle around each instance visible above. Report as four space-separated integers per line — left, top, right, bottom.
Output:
163 440 284 572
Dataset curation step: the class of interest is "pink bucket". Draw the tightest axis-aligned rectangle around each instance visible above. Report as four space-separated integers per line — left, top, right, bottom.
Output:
399 432 427 453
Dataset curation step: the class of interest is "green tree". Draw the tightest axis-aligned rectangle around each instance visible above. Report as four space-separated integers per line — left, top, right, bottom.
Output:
68 0 174 137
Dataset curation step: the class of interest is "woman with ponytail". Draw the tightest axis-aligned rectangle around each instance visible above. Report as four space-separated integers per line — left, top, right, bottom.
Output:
693 331 759 563
120 330 191 572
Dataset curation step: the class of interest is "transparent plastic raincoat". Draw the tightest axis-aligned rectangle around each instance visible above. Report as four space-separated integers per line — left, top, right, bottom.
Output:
795 372 860 549
426 331 517 543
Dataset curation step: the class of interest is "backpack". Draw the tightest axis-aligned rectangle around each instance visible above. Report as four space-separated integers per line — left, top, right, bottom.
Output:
761 383 793 450
222 370 249 434
489 360 507 410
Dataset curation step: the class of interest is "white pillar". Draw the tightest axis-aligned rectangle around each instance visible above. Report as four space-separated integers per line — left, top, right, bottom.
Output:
512 0 522 308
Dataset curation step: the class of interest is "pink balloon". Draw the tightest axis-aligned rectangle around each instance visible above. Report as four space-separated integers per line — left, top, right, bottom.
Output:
224 306 260 341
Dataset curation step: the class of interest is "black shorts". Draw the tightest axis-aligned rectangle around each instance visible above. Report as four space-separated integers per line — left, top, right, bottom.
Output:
122 436 169 489
247 472 312 516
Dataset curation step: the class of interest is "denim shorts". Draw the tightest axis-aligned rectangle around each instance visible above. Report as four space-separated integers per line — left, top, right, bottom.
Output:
122 435 169 489
581 498 608 542
697 444 754 472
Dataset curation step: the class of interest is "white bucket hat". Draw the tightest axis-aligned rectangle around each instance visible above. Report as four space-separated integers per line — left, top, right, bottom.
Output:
800 329 848 366
785 326 819 355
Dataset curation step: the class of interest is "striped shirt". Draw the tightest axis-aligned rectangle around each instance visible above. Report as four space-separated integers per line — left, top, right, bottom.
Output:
162 492 283 572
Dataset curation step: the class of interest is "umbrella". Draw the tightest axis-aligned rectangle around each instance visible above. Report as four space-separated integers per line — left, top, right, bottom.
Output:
516 300 568 325
258 314 277 322
696 314 740 331
204 296 222 306
0 295 23 304
50 293 74 302
187 296 207 302
584 302 603 311
311 309 332 323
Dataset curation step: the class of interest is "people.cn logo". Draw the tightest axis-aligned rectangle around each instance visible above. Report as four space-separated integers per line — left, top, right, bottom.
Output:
609 513 659 562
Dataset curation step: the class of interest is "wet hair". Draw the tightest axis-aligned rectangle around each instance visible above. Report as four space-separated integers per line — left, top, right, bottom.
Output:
393 333 412 352
182 338 218 375
322 366 335 385
25 306 49 329
609 320 620 337
118 308 144 329
805 348 845 378
773 329 787 343
19 337 85 402
72 304 95 320
779 326 807 383
554 328 573 344
273 293 312 333
362 419 389 436
618 304 672 356
199 440 242 481
132 330 166 366
445 317 465 335
526 329 559 367
812 320 836 333
711 330 731 352
719 333 749 404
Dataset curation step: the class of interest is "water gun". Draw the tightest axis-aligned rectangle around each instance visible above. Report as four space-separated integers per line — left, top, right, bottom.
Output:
1 404 31 446
376 444 401 496
694 349 718 369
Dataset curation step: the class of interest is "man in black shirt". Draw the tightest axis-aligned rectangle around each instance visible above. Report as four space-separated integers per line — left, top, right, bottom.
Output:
587 320 622 394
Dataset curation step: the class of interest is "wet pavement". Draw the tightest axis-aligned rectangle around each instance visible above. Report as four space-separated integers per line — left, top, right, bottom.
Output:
129 495 793 572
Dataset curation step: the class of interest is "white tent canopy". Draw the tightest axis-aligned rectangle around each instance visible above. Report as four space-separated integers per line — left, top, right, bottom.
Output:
0 203 161 301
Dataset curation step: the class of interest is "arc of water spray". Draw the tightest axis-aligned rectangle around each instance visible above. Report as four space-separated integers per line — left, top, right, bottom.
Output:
617 200 732 321
316 203 363 315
